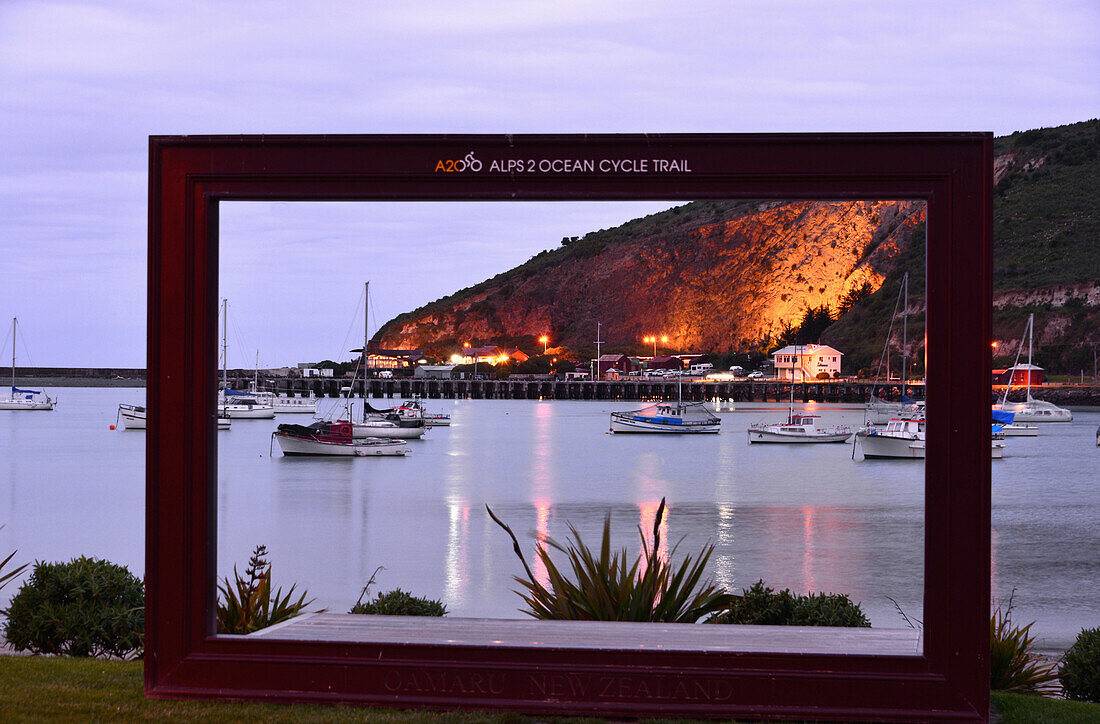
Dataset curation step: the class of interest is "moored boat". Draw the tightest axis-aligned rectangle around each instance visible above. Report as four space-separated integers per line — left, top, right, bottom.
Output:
219 390 276 419
351 408 427 439
610 401 721 434
1 317 55 411
272 421 407 456
394 398 450 426
117 404 146 429
246 383 317 414
748 413 852 443
992 408 1037 437
855 416 1004 459
117 403 231 430
993 314 1072 422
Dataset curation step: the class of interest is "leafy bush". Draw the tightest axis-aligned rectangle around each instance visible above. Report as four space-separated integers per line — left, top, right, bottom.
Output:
350 588 447 616
1061 627 1100 702
0 524 28 592
2 556 144 658
487 498 732 622
709 580 870 627
989 600 1060 694
216 545 312 634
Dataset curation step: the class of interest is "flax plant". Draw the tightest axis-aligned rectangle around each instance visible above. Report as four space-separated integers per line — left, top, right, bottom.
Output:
990 595 1060 695
487 499 732 622
0 525 28 592
216 545 313 634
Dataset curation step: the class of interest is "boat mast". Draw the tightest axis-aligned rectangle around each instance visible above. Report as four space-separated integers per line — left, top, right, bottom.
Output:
1025 313 1034 400
367 277 376 422
901 272 908 397
10 317 15 395
221 300 228 394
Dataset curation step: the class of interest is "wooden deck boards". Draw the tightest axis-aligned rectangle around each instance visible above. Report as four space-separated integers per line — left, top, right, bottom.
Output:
247 614 923 656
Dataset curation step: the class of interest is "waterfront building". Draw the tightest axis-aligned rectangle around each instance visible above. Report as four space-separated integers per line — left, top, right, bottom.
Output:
596 354 636 377
771 343 843 380
992 363 1044 386
366 349 427 370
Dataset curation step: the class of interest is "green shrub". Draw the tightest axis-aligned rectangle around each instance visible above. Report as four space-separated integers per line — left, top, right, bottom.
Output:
487 498 732 622
2 556 144 659
217 545 312 634
989 601 1060 694
1061 627 1100 702
350 588 447 616
709 580 870 627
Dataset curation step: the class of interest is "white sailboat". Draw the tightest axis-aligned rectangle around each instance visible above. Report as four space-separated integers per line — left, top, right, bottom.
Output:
864 274 920 425
0 317 54 411
344 282 426 440
748 349 852 443
217 300 274 419
993 314 1072 423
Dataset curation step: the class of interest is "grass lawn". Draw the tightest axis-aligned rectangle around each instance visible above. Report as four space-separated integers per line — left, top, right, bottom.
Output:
4 656 1100 722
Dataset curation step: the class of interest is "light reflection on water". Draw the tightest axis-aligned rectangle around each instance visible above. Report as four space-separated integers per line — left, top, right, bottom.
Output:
1 388 1097 653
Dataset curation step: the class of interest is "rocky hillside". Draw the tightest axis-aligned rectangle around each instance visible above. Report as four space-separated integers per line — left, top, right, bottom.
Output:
376 199 925 357
377 119 1099 373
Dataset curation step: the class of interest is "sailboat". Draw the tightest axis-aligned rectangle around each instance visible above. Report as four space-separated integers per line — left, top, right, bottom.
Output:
865 273 921 425
747 345 852 443
217 300 274 419
610 371 721 433
993 313 1072 423
343 282 426 440
0 317 54 411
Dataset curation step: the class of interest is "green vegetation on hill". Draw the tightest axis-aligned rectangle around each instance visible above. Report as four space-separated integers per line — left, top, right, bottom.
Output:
993 119 1100 289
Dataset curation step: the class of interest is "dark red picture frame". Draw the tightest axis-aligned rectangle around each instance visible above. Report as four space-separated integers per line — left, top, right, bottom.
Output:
146 134 993 721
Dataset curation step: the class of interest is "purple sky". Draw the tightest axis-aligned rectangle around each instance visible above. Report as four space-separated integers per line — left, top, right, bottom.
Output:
1 1 1097 366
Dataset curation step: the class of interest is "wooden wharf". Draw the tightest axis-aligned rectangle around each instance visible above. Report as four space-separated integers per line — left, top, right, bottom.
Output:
225 376 924 404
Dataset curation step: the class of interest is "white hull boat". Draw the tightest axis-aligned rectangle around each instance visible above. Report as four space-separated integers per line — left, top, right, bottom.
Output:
219 394 276 419
994 314 1072 422
610 401 721 434
272 421 407 456
748 414 852 443
118 404 147 429
1000 422 1038 437
351 416 426 439
0 397 54 411
748 368 851 443
2 317 54 411
394 398 450 426
993 398 1072 423
856 417 1004 459
865 399 913 425
118 404 231 430
246 383 317 414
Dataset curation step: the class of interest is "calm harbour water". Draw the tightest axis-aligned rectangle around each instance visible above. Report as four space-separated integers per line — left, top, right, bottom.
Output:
1 387 1097 653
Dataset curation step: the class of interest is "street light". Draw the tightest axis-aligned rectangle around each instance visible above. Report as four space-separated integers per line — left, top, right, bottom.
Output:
463 341 477 379
539 335 549 354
